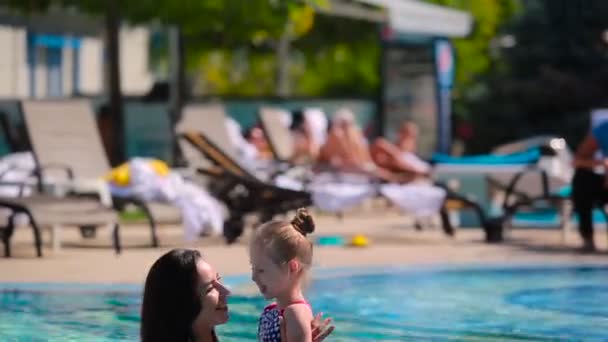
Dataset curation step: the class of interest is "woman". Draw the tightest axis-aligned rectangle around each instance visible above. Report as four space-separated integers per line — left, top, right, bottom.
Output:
141 248 334 341
245 125 274 161
318 109 374 172
318 109 405 182
290 108 328 164
370 121 431 178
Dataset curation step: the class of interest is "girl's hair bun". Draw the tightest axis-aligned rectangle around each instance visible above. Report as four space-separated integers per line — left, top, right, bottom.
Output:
291 208 315 236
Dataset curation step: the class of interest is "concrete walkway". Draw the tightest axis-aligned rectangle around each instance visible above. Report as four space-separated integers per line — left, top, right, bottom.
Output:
1 211 606 284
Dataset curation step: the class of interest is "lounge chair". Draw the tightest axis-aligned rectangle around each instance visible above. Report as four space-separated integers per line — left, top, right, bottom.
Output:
258 106 384 184
430 136 574 238
258 106 296 164
256 106 503 238
176 104 379 216
19 99 181 248
0 194 120 257
0 100 26 154
431 136 572 192
0 101 122 257
176 104 313 243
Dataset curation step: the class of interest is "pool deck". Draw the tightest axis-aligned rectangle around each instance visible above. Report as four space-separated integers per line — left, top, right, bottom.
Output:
1 210 606 284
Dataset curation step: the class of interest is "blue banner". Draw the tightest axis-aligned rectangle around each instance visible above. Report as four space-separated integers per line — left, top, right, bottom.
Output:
434 39 455 89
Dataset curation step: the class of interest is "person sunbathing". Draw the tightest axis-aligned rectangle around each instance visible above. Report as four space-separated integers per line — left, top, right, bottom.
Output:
225 117 260 163
290 109 328 165
370 121 431 178
244 125 274 161
317 109 411 183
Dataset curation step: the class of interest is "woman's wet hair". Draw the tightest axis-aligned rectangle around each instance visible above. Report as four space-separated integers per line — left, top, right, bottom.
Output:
141 249 204 342
290 108 305 131
243 124 257 140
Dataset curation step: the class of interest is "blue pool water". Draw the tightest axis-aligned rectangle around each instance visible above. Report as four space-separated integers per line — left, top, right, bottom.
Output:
1 264 608 341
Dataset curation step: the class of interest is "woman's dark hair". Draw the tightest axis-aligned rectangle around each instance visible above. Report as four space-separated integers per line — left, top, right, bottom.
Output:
243 122 261 140
290 109 305 131
140 249 204 342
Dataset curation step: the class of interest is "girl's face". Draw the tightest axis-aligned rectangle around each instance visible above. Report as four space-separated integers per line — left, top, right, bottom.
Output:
249 245 292 300
192 260 231 330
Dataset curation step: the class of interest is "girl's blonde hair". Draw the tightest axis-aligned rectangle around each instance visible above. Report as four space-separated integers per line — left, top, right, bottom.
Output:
251 208 315 268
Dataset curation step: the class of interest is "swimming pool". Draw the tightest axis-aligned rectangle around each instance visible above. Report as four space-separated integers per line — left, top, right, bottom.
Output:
1 264 607 341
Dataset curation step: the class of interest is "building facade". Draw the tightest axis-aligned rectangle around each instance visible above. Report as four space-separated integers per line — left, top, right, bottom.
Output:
0 9 153 99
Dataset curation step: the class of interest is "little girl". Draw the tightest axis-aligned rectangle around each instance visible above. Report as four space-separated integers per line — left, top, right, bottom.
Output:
250 208 316 342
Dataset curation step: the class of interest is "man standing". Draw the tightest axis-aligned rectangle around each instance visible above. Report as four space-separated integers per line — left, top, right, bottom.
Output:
572 121 608 252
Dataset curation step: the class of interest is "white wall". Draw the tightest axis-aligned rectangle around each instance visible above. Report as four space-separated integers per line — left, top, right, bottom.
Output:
120 26 153 95
79 26 153 96
0 24 152 98
0 26 15 97
13 28 29 98
78 37 103 95
0 26 29 98
33 46 47 98
62 40 73 95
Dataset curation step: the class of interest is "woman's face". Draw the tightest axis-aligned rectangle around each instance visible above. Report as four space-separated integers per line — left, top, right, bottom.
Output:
249 127 268 148
192 260 231 329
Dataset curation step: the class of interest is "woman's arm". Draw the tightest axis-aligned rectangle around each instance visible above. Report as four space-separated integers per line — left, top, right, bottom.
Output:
283 305 314 342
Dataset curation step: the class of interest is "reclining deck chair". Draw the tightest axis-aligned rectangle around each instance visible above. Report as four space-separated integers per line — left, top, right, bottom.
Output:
258 106 387 184
177 104 379 220
19 99 181 249
0 190 120 257
431 136 574 239
258 107 296 164
176 104 312 243
0 100 121 257
257 106 508 241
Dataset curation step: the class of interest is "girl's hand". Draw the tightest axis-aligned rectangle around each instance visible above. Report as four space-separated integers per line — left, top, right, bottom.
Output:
311 313 334 341
280 313 335 341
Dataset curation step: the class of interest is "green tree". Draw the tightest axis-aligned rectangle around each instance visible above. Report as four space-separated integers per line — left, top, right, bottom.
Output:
425 0 521 119
427 0 521 88
421 0 526 153
466 0 608 152
7 0 329 160
184 6 380 97
293 14 380 97
176 0 329 96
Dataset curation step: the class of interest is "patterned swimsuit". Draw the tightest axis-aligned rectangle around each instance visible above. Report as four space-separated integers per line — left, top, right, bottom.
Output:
257 300 310 342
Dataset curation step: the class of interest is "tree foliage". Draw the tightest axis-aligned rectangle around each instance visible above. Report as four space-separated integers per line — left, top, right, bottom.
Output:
425 0 521 112
7 0 325 36
183 7 380 97
7 0 332 96
463 0 608 152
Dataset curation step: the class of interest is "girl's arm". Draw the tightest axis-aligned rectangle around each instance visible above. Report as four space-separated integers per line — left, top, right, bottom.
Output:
280 312 335 342
283 305 314 342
